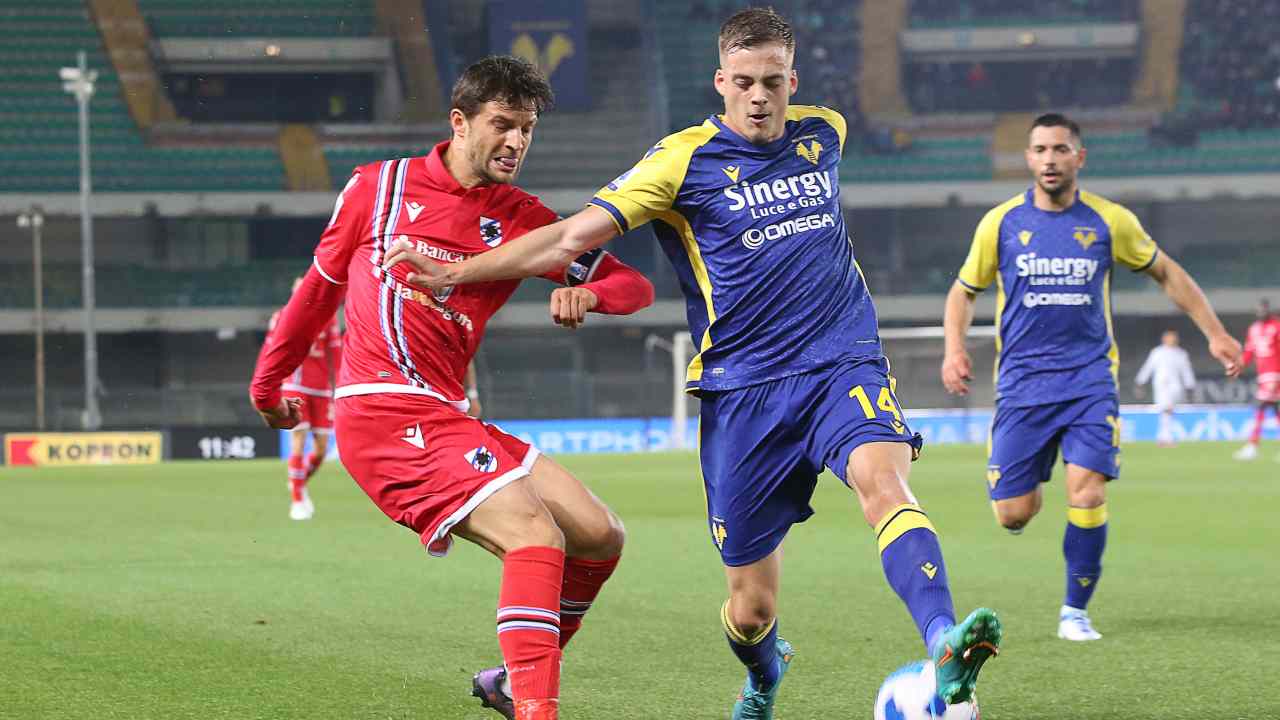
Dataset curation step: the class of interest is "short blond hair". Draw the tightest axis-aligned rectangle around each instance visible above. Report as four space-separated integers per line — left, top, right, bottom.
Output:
718 7 794 57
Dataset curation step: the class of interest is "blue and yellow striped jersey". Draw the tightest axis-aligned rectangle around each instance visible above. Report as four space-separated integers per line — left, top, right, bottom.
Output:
958 189 1159 407
590 106 881 393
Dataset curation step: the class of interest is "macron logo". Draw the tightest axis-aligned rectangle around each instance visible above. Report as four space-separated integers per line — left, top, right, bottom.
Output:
405 201 424 222
402 424 425 449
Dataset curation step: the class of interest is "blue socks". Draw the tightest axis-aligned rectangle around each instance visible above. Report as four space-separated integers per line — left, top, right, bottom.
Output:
722 600 781 690
1063 505 1108 609
877 504 956 654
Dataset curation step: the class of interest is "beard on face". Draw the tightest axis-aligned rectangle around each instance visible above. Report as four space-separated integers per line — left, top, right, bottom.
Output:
468 143 517 185
1038 171 1072 197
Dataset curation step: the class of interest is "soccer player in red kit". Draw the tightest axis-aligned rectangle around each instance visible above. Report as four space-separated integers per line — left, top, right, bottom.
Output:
1234 298 1280 460
250 56 654 720
262 277 342 520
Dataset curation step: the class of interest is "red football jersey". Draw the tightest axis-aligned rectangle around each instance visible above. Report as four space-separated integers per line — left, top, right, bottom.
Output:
1243 317 1280 382
313 142 592 407
267 311 341 394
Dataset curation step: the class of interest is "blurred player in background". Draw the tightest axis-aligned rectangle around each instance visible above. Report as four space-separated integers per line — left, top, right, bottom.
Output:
1134 330 1196 447
262 277 341 520
385 9 1001 718
251 56 654 720
1233 298 1280 460
943 113 1241 642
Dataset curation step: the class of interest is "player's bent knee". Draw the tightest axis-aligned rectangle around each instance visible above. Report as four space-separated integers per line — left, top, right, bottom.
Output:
571 509 626 559
728 592 777 637
997 514 1030 531
993 497 1039 530
850 466 913 525
600 510 626 556
1067 486 1106 510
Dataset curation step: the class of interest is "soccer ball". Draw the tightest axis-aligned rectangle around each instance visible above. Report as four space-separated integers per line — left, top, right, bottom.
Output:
874 660 979 720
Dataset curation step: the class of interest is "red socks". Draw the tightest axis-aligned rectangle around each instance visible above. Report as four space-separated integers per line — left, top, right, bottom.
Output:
514 698 559 720
558 555 620 649
497 546 565 704
1250 408 1266 444
287 454 305 501
304 449 326 480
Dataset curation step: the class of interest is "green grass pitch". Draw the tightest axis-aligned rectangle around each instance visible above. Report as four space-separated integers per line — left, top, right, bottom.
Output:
2 442 1278 719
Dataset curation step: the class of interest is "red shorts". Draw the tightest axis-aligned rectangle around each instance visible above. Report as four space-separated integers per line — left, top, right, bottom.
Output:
335 393 537 557
285 392 333 431
1257 379 1280 403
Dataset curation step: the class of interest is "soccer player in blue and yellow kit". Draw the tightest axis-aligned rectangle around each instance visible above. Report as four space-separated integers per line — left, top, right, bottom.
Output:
385 9 1000 717
942 113 1243 642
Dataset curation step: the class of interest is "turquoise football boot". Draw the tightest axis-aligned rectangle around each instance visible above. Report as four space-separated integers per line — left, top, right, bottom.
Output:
932 607 1002 704
731 638 795 720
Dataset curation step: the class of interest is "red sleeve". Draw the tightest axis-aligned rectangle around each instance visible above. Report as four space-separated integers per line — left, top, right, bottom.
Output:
577 252 655 315
1242 324 1256 368
251 267 347 411
313 169 369 284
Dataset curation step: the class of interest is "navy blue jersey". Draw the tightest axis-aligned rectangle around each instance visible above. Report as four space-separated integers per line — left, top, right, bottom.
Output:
590 106 881 393
958 189 1159 407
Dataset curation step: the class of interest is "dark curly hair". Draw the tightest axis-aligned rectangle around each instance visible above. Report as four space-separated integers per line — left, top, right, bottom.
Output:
450 55 555 118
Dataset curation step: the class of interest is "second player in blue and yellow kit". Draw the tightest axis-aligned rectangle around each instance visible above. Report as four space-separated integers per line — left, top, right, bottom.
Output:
957 187 1158 501
945 113 1241 645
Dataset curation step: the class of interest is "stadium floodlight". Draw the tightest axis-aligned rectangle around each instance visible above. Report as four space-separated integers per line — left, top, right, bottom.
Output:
17 206 46 430
60 51 101 430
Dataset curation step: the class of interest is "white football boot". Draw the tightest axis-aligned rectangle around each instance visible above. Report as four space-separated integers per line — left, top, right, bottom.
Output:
289 485 314 520
1057 606 1102 642
1233 443 1258 461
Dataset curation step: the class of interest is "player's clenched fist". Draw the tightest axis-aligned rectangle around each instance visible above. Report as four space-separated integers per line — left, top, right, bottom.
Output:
550 286 599 329
257 396 303 429
383 237 453 290
1209 332 1244 378
941 349 973 396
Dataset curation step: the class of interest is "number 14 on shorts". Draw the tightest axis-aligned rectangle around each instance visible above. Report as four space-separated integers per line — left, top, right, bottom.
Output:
850 384 906 434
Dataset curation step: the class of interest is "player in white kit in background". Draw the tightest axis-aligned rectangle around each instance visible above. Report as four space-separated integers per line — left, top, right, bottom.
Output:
1134 330 1196 447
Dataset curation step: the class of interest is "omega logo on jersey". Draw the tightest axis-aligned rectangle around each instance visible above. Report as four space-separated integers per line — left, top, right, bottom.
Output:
1015 252 1100 286
1023 292 1092 308
722 169 834 219
742 212 836 249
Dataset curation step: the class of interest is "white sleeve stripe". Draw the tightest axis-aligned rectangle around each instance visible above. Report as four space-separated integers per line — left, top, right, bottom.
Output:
313 256 345 285
583 250 607 283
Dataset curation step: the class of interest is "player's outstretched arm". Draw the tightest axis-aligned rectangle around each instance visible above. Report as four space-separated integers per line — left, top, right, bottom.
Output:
384 205 621 291
1144 253 1242 377
941 280 978 395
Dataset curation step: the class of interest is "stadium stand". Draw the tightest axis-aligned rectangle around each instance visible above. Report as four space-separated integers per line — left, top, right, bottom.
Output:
1176 0 1280 131
905 59 1136 113
908 0 1137 27
135 0 375 37
0 1 285 192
